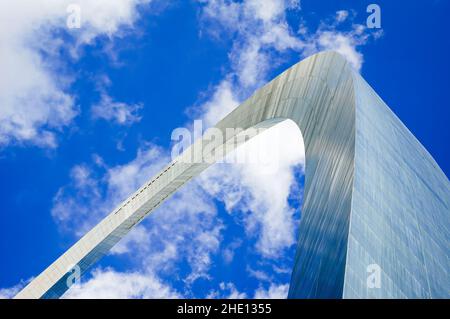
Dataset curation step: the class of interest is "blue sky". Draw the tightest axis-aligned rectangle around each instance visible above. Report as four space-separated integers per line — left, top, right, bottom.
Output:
0 0 449 298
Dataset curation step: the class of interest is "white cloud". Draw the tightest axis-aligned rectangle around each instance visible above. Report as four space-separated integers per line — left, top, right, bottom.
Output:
207 282 247 299
92 93 143 125
199 0 303 92
301 23 371 72
0 282 25 299
106 145 169 200
246 266 272 282
64 268 180 299
0 0 151 147
198 80 240 128
221 282 247 299
336 10 349 23
222 239 242 264
254 283 289 299
51 164 105 235
199 1 379 87
91 76 143 125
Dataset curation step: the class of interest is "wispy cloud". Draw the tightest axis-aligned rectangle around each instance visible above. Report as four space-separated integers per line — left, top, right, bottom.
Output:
0 282 26 299
206 282 247 299
254 283 289 299
0 0 152 147
64 268 180 299
91 75 143 125
92 93 143 125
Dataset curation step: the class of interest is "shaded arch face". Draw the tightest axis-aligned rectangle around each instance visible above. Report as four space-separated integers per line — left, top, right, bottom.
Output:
16 52 450 299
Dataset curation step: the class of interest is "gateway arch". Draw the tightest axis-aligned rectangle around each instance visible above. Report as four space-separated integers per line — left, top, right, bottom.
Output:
15 51 449 299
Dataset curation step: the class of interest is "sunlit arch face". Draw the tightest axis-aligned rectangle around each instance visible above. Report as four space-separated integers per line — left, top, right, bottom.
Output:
15 51 450 299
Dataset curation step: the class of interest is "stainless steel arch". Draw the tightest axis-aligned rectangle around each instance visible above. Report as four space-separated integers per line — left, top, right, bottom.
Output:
15 51 450 299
